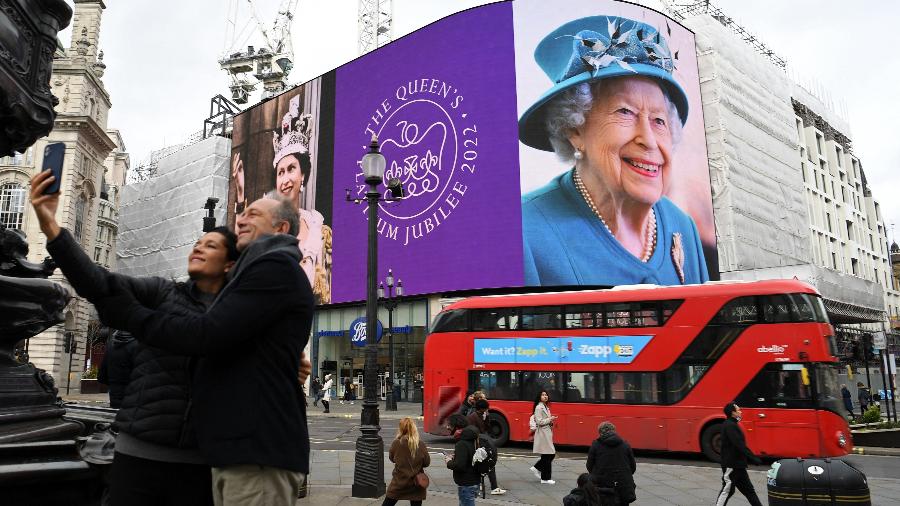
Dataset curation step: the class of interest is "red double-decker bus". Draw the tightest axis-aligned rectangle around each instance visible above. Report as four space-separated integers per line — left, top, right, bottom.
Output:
423 279 851 461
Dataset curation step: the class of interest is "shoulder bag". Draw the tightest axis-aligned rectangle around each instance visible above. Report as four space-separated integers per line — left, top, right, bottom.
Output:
409 447 429 489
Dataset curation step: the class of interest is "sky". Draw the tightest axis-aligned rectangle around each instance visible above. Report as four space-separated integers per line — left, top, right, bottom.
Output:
59 0 899 243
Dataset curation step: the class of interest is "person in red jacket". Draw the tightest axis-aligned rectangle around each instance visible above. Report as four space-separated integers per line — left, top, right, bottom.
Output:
716 403 763 506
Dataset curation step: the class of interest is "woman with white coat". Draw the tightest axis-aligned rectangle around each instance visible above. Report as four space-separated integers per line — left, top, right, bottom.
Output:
529 391 557 484
322 374 334 413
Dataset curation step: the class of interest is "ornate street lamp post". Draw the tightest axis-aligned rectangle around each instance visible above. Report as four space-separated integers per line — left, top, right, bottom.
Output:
347 134 403 498
379 269 403 411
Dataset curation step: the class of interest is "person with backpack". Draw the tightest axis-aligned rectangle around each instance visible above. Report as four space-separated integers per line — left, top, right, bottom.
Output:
857 382 871 417
586 421 636 504
445 425 481 506
529 390 557 484
466 399 506 495
384 417 430 506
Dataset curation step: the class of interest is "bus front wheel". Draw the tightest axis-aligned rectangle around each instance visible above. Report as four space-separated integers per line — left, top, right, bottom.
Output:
486 412 509 447
701 423 723 463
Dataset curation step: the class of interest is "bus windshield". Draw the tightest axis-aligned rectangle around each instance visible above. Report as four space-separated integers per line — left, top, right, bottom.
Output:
813 363 844 417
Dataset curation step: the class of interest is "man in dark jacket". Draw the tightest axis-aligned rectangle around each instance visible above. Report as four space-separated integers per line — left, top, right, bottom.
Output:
464 399 506 495
98 197 313 506
97 329 136 409
586 421 636 504
446 426 481 506
857 382 871 416
716 403 763 506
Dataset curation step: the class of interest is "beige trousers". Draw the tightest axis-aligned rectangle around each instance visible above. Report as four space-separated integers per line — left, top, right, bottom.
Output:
211 465 305 506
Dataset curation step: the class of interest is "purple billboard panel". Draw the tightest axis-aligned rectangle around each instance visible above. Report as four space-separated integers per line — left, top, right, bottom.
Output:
331 3 522 303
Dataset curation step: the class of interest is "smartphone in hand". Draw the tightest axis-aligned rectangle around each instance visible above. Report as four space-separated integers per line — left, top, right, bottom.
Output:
42 142 65 194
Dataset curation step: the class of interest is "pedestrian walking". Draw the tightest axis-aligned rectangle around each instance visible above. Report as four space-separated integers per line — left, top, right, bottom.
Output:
563 473 615 506
311 377 322 407
841 384 854 418
466 399 506 495
529 390 557 484
322 374 333 413
445 426 481 506
715 403 763 506
383 417 431 506
586 421 636 504
857 382 871 416
31 170 243 506
97 197 314 506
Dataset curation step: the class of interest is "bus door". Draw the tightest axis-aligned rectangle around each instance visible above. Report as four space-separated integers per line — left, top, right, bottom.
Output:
737 363 820 458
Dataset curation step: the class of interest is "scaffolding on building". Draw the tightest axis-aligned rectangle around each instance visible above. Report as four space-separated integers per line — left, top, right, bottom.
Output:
358 0 393 55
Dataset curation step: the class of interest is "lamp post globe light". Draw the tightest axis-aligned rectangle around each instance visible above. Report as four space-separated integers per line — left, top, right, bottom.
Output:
347 134 404 498
379 269 403 412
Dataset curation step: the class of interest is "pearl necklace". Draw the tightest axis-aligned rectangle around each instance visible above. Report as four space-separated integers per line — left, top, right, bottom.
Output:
573 170 657 262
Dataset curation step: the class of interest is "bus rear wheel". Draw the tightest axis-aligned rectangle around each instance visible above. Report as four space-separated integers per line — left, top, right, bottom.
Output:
701 423 723 463
486 412 509 447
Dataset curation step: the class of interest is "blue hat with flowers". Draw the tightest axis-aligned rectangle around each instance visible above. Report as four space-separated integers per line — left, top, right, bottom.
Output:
519 15 689 152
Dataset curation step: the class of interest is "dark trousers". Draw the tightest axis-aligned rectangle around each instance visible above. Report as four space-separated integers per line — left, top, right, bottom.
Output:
488 467 499 489
322 399 330 412
109 451 212 506
382 498 421 506
715 467 762 506
534 453 555 480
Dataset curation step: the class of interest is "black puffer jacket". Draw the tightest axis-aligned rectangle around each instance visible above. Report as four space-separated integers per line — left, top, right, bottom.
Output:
47 229 208 448
447 426 480 486
720 417 761 469
586 432 637 502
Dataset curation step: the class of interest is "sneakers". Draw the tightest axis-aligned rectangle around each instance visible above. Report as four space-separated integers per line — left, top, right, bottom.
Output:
540 480 556 485
490 488 507 495
529 466 541 479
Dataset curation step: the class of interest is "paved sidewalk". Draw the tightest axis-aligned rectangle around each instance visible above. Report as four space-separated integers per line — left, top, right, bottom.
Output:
305 398 424 420
301 449 900 505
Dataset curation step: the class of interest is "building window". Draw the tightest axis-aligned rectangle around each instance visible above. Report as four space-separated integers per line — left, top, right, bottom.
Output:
73 196 86 241
94 247 101 261
815 133 824 155
851 258 858 276
0 182 26 229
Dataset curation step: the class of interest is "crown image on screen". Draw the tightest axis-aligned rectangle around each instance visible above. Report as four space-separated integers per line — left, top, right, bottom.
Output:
272 95 313 167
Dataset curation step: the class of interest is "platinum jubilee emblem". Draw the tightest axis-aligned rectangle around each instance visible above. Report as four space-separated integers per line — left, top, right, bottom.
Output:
355 77 479 246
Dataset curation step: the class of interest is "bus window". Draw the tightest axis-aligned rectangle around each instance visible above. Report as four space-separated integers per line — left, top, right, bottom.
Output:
609 372 659 404
520 371 565 403
762 294 796 323
566 372 606 402
471 308 516 331
663 365 708 403
519 306 562 330
736 363 814 409
563 305 599 329
431 309 468 333
604 303 632 328
632 302 659 326
470 371 519 401
812 363 844 416
714 296 760 324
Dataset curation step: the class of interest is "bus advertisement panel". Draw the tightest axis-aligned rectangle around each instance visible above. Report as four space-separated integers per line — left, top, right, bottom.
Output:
424 280 851 461
227 0 718 304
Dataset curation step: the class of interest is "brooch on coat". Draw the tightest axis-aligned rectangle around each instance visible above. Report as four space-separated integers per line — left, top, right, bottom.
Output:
671 232 685 284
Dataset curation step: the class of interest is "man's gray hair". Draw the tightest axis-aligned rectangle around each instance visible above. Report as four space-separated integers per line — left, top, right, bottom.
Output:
599 421 616 436
544 79 683 163
268 195 299 236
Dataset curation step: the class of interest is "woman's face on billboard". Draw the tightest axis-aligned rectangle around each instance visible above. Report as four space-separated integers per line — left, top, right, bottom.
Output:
568 76 673 206
276 153 304 203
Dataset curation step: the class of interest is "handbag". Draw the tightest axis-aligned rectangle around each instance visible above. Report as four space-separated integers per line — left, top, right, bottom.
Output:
409 450 429 489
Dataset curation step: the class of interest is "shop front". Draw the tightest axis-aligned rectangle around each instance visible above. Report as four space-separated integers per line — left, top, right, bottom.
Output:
312 299 429 402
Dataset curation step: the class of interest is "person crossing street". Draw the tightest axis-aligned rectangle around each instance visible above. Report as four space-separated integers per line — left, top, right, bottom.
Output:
715 403 763 506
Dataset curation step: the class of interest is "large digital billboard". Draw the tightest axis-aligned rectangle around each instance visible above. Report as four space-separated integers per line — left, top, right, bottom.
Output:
228 0 718 304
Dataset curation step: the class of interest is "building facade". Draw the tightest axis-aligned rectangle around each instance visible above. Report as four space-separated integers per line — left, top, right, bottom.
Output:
0 0 127 392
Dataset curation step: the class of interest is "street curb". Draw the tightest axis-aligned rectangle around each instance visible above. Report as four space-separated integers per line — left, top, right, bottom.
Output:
851 446 900 457
300 484 522 505
307 411 424 421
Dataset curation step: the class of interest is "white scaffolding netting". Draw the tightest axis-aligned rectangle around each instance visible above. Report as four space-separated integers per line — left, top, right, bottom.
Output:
116 136 231 281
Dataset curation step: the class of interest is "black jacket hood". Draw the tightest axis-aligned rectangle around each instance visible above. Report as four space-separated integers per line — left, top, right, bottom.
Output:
460 426 479 441
599 432 624 447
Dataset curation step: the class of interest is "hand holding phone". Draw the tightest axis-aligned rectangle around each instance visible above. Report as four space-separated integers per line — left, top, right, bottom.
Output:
41 142 65 195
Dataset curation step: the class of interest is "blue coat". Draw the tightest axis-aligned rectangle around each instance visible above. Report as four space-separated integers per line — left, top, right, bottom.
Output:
522 170 709 286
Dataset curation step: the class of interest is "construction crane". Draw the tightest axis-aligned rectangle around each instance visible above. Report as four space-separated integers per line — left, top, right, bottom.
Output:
358 0 393 55
220 0 299 104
